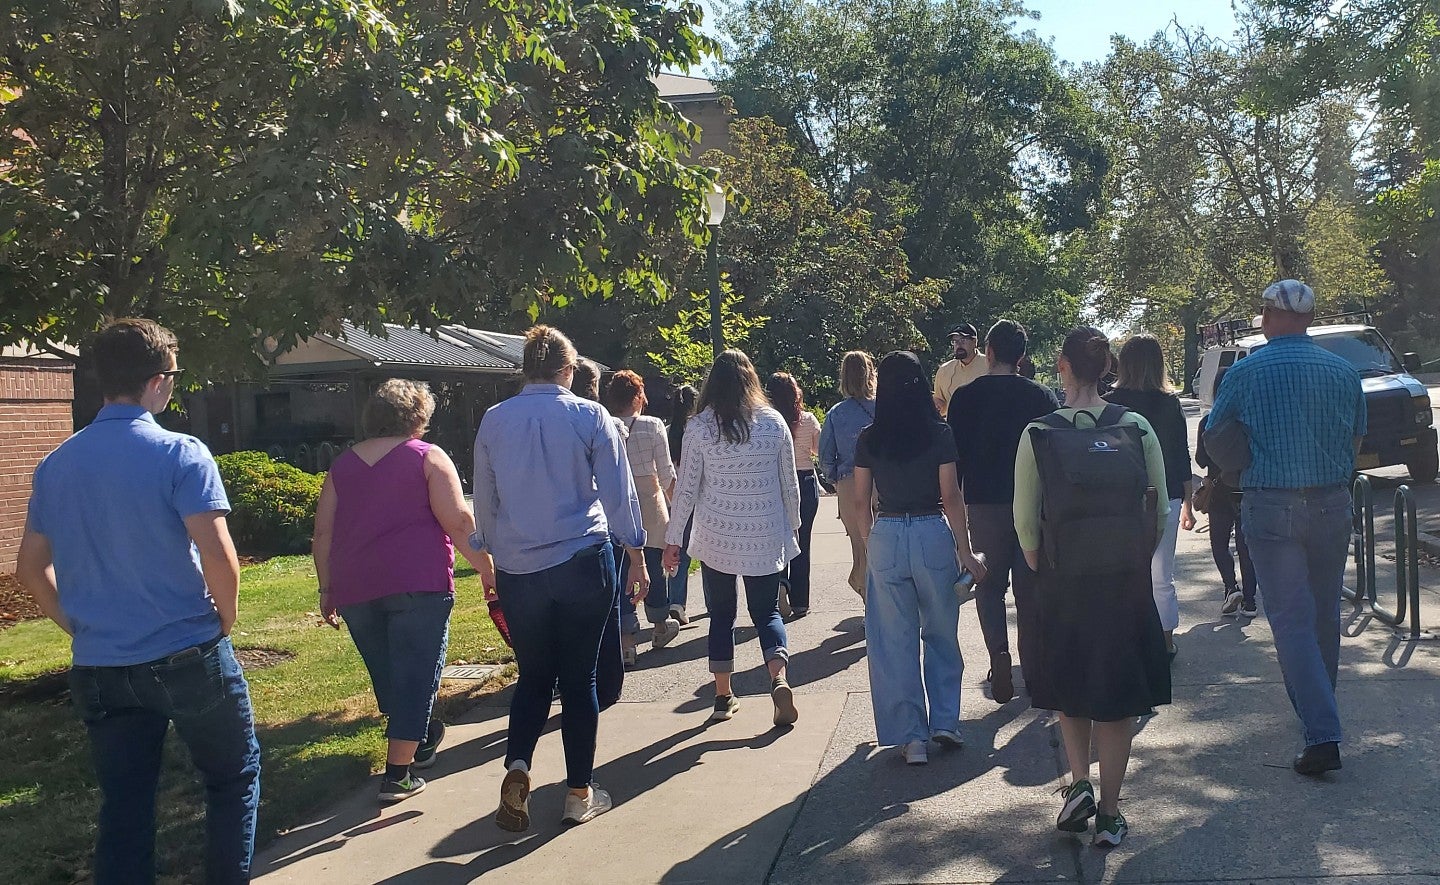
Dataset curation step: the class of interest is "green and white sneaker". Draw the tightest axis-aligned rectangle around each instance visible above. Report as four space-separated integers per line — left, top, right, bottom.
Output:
379 773 426 803
1093 810 1128 847
1056 779 1097 833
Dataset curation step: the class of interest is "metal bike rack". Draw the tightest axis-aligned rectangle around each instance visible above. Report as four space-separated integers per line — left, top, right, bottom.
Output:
1345 474 1437 640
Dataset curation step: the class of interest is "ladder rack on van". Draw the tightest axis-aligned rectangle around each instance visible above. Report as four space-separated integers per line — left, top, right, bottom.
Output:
1199 309 1374 348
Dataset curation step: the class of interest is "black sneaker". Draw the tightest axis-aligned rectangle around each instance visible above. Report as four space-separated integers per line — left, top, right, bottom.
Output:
413 719 446 769
1221 588 1243 617
1240 598 1258 618
1293 741 1342 776
989 652 1015 704
379 773 427 803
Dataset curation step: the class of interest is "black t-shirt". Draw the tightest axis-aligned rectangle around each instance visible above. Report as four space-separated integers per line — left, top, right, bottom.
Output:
1103 387 1192 501
949 374 1060 505
854 420 956 513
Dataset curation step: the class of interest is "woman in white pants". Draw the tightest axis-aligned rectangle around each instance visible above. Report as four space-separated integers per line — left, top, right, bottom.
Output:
1103 334 1192 659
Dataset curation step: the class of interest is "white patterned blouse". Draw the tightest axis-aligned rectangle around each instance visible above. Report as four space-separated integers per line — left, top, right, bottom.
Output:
665 405 802 576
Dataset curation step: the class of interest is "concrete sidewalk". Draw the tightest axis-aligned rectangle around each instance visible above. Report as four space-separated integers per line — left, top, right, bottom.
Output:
255 496 1440 884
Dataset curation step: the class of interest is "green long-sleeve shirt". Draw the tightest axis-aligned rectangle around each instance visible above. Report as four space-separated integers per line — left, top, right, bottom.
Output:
1013 405 1171 553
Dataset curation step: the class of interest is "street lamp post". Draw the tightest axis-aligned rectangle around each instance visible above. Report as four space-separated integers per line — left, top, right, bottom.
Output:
704 182 727 360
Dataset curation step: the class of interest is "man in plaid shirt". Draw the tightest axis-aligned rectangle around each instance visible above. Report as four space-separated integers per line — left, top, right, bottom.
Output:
1209 279 1366 777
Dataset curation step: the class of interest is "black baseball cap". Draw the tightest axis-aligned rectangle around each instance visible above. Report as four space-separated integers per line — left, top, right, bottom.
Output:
948 323 978 339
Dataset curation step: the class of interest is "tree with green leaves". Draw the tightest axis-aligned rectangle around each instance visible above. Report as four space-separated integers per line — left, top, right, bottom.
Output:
1085 23 1388 387
715 0 1104 360
1258 0 1440 357
633 117 944 403
0 0 716 377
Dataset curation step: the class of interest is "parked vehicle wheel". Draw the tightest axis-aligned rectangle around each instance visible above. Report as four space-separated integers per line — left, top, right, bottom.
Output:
292 443 314 473
317 441 339 471
1408 447 1438 484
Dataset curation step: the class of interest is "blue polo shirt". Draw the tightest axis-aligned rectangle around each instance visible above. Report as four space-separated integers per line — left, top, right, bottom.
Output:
1209 334 1367 489
27 404 230 666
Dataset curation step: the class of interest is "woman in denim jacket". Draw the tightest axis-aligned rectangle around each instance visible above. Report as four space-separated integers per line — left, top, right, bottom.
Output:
819 351 877 594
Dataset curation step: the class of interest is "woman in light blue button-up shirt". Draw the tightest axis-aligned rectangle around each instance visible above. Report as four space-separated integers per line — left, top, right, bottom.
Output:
819 351 877 594
473 325 647 832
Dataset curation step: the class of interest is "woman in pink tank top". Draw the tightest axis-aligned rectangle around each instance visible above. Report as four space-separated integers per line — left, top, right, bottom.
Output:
312 380 493 804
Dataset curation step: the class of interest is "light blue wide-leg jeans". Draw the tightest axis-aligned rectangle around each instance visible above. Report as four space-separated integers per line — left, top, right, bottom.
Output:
865 514 965 747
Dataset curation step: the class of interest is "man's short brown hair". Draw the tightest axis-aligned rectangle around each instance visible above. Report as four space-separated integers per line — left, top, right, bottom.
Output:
91 318 179 399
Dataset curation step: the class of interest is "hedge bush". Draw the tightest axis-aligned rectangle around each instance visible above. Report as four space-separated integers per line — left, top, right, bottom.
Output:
217 451 323 555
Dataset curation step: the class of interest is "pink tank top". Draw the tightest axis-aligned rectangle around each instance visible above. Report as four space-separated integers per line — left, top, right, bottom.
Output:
328 439 455 607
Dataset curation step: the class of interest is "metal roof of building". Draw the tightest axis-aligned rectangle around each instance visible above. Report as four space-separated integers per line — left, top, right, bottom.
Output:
328 323 515 370
271 321 608 376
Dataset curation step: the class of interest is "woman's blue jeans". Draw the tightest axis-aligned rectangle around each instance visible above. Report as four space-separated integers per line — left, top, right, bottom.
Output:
700 565 789 673
497 543 616 787
340 591 453 742
864 514 964 746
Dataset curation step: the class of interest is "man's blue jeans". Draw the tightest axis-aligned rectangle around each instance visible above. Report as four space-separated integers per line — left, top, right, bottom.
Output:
864 514 964 746
497 543 615 788
69 635 261 884
340 591 452 743
1243 486 1352 747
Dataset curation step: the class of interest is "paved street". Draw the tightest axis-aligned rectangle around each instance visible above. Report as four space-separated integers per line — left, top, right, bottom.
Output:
254 486 1440 884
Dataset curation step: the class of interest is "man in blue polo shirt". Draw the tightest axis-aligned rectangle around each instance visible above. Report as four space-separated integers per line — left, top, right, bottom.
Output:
16 318 260 883
1208 280 1366 777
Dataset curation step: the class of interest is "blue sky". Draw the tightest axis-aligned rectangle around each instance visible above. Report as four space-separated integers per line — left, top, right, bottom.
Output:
1014 0 1238 63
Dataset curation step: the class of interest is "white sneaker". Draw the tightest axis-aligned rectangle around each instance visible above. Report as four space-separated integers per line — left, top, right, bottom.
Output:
932 729 964 749
670 604 690 626
652 617 681 649
562 784 613 825
903 740 928 765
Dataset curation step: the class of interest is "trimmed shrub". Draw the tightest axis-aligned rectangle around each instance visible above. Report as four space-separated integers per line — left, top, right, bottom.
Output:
217 451 323 555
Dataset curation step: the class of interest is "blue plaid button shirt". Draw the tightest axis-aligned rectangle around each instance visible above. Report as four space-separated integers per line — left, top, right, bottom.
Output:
1209 334 1367 489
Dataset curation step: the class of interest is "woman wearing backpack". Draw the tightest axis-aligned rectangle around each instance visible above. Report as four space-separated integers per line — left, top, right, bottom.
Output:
1104 334 1193 660
852 351 987 764
1014 327 1171 848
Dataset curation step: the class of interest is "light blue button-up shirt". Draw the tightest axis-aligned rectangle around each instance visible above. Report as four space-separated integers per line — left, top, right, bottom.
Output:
472 383 645 574
27 404 229 666
1209 334 1367 489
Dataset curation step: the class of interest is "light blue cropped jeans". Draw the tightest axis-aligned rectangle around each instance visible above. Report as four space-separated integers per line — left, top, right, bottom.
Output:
865 513 964 746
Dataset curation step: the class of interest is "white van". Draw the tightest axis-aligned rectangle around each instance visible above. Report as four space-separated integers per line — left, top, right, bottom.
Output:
1194 320 1436 483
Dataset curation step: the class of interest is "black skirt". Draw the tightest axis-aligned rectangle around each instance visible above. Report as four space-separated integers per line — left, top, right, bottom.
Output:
1028 559 1172 722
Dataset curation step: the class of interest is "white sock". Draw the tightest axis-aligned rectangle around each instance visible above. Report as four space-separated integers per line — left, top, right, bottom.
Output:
507 759 529 774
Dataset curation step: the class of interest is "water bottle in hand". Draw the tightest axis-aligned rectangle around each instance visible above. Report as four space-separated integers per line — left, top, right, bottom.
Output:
956 552 987 597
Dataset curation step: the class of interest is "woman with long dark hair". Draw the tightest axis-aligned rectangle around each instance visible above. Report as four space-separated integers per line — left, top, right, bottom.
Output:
1105 334 1192 659
665 384 699 621
852 351 986 765
1014 327 1171 847
473 326 647 832
766 372 822 618
662 351 801 726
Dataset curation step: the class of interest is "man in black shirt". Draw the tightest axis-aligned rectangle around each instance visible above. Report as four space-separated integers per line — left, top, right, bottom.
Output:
948 320 1059 703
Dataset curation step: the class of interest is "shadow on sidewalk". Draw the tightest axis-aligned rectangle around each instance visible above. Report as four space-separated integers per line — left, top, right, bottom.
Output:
356 716 794 883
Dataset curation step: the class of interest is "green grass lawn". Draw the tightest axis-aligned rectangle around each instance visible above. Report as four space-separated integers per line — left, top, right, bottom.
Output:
0 558 512 884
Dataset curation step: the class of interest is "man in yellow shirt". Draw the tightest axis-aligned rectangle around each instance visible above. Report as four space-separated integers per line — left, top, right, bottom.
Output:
933 323 989 417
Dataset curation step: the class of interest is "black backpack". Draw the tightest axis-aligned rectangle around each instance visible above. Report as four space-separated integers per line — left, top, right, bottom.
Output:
1028 403 1154 575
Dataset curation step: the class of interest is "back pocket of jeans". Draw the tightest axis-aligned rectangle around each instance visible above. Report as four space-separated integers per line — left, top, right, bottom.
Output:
152 645 226 718
1244 503 1294 543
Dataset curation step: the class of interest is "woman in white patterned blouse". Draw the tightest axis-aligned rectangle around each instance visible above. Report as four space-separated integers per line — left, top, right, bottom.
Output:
663 350 802 726
607 370 681 652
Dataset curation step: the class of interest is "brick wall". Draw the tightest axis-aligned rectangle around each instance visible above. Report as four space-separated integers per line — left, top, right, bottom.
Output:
0 359 74 571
